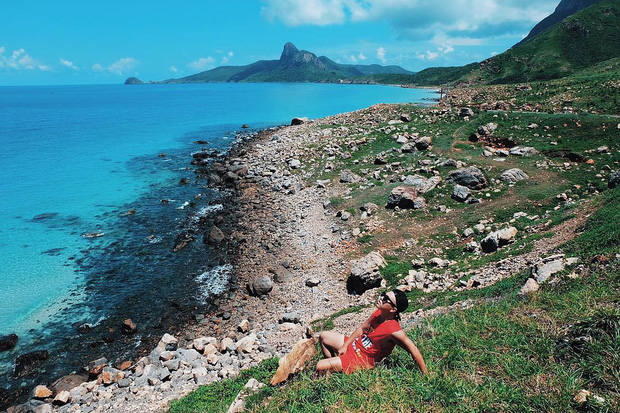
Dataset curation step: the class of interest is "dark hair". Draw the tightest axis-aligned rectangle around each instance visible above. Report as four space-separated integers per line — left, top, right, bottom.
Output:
392 289 409 321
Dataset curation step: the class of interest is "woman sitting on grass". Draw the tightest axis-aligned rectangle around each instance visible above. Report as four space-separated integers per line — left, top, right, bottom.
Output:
316 289 428 375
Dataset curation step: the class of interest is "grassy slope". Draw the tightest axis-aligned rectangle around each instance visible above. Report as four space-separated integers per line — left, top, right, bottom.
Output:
168 82 620 411
472 0 619 84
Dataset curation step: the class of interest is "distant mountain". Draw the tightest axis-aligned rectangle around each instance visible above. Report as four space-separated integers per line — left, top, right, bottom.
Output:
127 43 412 85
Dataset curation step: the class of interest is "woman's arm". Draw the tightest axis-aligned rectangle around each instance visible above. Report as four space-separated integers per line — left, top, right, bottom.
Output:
391 330 428 374
338 316 373 356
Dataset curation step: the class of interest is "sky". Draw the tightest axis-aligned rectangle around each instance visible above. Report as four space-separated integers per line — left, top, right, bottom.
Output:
0 0 560 86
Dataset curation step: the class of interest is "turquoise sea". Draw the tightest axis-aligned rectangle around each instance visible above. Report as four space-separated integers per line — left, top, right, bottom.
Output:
0 83 434 398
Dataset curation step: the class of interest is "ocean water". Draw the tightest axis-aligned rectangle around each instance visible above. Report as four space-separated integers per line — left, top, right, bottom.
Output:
0 83 434 392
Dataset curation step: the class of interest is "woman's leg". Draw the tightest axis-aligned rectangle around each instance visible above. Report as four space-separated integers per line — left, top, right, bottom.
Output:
318 331 345 358
316 356 343 373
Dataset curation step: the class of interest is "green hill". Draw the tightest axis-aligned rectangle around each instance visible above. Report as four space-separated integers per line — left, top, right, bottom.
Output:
365 0 620 87
471 0 620 84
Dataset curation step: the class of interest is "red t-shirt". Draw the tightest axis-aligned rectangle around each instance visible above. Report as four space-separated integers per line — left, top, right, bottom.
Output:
352 309 402 363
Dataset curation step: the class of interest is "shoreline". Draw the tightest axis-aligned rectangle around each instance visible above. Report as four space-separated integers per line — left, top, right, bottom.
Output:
3 101 428 411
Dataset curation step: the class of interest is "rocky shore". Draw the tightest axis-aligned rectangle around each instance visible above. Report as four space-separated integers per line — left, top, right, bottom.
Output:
6 97 614 412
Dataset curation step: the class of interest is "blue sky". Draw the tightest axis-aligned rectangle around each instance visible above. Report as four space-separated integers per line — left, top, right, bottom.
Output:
0 0 559 86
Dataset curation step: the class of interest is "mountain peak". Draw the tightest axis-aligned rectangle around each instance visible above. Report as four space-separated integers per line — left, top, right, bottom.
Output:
280 42 300 61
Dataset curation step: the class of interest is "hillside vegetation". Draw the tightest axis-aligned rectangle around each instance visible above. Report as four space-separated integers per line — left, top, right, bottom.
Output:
168 70 620 411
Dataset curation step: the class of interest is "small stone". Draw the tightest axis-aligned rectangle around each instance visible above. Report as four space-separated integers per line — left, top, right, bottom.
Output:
121 319 137 334
160 333 178 351
452 184 470 202
32 385 53 399
519 278 540 295
238 320 250 333
305 278 320 287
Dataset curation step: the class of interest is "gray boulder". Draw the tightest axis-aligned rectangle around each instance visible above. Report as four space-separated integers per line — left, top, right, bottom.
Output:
360 202 379 216
447 167 488 189
386 186 419 209
347 252 387 294
480 227 518 253
509 146 538 156
609 170 620 188
340 170 362 184
403 175 441 193
532 254 578 283
459 107 474 117
248 275 273 296
269 266 293 283
291 117 309 125
500 168 529 183
414 136 432 150
207 226 225 244
519 278 540 295
400 113 412 122
452 185 471 202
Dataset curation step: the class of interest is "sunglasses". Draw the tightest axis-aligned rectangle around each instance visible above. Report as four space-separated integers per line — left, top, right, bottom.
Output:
381 293 397 309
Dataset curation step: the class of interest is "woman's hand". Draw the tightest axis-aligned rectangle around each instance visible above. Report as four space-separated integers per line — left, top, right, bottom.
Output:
337 346 348 356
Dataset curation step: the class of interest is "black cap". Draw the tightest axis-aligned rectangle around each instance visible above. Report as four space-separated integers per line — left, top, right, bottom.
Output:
393 289 409 313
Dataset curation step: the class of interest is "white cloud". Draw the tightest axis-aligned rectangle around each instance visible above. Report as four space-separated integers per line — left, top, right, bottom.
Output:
221 51 234 64
188 57 215 71
261 0 362 26
261 0 557 39
169 65 178 73
0 47 51 71
60 58 78 70
107 57 138 76
92 63 104 71
358 52 367 61
376 47 386 64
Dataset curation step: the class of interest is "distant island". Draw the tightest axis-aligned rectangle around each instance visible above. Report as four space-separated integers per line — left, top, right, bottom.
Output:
125 42 413 85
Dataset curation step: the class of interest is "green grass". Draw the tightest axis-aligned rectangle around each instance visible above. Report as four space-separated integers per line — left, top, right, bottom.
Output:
172 260 618 412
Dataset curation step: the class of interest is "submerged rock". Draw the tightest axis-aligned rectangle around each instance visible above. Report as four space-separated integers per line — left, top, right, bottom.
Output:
0 333 18 352
14 350 49 378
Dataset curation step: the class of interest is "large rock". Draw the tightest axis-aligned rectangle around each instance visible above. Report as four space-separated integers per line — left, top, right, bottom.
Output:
509 146 538 156
609 170 620 188
459 107 474 117
340 170 362 184
14 350 49 378
0 334 18 352
519 278 540 295
269 266 293 283
500 168 529 183
50 374 88 394
386 186 419 209
207 226 225 244
32 385 53 399
347 252 387 294
270 338 316 385
402 175 441 193
414 136 432 150
160 333 178 351
248 275 273 296
447 167 488 189
291 117 309 125
121 319 137 334
531 254 578 283
451 184 470 202
480 227 518 253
